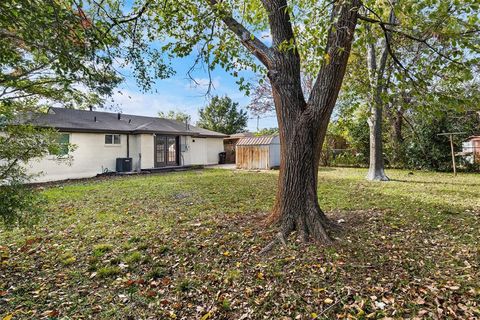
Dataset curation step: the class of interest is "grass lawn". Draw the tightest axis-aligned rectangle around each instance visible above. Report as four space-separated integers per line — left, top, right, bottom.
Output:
1 167 479 319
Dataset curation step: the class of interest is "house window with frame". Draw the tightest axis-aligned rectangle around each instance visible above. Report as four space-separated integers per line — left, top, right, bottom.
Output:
56 133 70 156
105 134 121 145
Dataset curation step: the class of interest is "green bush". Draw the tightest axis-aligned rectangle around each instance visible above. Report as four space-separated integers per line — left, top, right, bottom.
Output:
329 151 367 167
0 183 45 228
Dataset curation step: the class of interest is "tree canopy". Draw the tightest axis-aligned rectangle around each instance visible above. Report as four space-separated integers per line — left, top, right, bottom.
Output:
0 0 123 107
197 96 248 134
0 0 122 227
158 110 192 123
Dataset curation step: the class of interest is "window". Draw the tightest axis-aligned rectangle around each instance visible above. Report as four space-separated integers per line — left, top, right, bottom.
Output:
105 134 121 145
57 133 70 156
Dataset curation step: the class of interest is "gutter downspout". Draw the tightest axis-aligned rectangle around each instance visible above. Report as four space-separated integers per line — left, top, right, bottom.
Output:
127 134 130 158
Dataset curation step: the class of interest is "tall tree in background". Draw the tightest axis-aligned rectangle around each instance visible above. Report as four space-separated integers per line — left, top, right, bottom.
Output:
341 0 480 180
197 96 248 134
363 7 396 181
158 110 192 124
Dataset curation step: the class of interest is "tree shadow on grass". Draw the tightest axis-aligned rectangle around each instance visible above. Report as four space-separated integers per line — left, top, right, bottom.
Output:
389 178 480 187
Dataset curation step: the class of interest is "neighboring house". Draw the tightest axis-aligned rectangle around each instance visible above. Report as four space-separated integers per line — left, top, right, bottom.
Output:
223 132 254 164
461 136 480 164
24 107 227 182
235 135 280 170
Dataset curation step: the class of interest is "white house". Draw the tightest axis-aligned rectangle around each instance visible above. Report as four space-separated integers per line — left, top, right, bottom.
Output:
25 107 226 182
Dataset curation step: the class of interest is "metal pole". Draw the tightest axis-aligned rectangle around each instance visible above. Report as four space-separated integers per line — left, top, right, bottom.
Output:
449 134 456 176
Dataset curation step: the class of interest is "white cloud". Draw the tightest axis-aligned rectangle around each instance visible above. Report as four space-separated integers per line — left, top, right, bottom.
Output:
106 89 207 123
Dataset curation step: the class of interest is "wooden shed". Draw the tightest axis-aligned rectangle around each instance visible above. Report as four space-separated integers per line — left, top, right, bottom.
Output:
462 135 480 163
223 132 254 164
236 135 280 169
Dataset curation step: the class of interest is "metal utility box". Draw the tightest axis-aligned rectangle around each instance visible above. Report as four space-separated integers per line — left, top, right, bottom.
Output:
116 158 132 172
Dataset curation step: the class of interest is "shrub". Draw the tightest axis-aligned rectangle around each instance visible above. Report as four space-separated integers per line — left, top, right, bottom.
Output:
0 183 45 228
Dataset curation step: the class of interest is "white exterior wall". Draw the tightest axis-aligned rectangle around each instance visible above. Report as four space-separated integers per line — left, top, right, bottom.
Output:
185 137 207 165
206 138 224 164
26 132 130 182
181 136 224 165
25 132 224 182
135 134 225 168
269 136 281 168
138 134 154 169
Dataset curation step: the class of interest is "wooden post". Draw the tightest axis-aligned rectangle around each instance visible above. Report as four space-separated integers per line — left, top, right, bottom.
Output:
438 132 465 177
449 134 456 176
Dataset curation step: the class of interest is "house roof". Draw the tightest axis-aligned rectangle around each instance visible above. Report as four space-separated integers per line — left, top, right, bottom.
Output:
27 107 227 138
236 135 279 146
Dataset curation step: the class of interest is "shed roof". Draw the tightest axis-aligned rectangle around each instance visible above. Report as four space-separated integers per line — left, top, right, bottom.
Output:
466 135 480 141
224 132 254 140
26 107 227 138
236 135 279 146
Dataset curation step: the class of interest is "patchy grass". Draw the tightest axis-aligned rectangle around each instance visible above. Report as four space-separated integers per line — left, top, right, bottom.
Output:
1 168 479 319
97 266 121 278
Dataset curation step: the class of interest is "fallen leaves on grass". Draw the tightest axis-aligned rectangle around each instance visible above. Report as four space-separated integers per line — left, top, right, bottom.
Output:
1 169 479 319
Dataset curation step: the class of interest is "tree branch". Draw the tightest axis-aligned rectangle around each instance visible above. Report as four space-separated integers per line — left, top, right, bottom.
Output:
357 14 398 26
308 0 361 118
358 9 467 67
207 0 273 67
384 26 465 66
101 0 152 36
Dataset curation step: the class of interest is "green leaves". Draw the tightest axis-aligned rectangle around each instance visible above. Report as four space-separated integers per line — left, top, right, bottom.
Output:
0 0 122 107
197 95 248 134
158 110 191 123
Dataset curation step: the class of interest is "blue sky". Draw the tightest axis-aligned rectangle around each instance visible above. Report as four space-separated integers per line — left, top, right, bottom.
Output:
101 0 278 132
109 54 278 132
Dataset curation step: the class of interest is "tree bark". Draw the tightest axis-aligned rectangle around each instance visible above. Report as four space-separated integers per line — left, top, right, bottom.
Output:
211 0 360 245
367 104 389 180
364 8 396 181
386 100 405 166
265 0 360 243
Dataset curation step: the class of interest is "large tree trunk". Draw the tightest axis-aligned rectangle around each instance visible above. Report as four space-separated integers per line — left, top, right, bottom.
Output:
213 0 360 246
269 87 335 243
363 6 397 181
276 119 331 243
367 104 389 180
264 0 360 245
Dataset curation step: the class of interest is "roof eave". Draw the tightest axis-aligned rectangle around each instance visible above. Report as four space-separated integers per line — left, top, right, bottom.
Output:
35 126 226 138
33 125 132 134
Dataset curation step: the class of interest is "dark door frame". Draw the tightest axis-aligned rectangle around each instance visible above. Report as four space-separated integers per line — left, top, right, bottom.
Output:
154 135 180 168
